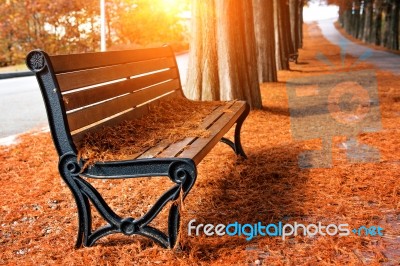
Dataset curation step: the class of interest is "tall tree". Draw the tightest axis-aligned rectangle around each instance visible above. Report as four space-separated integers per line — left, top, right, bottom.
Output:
298 0 304 48
387 0 399 50
289 0 301 50
185 0 262 109
274 0 295 70
371 0 383 45
252 0 277 82
185 0 219 100
351 0 362 38
362 0 373 42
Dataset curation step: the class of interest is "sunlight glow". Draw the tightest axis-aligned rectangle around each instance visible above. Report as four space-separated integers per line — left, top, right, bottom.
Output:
159 0 182 15
304 2 339 22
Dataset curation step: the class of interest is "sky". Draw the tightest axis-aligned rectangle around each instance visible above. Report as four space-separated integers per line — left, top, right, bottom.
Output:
303 2 339 22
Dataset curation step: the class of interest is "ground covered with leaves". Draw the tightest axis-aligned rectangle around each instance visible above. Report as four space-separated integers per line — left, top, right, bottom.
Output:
1 23 399 265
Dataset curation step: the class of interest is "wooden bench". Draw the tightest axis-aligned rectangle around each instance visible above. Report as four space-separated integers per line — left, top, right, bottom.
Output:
26 46 249 248
289 52 299 64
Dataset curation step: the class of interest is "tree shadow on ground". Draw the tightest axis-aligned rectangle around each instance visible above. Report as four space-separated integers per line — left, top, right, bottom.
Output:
179 142 310 261
189 143 308 226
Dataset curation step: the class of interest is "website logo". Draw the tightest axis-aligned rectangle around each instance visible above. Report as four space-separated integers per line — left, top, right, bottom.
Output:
188 219 383 241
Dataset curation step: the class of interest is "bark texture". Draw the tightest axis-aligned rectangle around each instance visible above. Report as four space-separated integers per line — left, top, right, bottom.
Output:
253 0 277 82
185 0 262 109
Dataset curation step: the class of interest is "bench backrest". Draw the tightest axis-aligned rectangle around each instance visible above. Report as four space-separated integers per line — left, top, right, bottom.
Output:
26 46 183 156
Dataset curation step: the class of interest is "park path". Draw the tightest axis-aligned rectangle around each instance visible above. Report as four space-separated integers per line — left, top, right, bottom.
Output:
318 18 400 76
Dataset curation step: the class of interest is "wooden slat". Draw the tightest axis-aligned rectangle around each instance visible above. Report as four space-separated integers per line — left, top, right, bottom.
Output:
178 101 246 164
137 140 172 159
155 103 236 158
63 68 179 111
71 90 184 144
57 57 176 92
50 47 172 74
67 79 180 131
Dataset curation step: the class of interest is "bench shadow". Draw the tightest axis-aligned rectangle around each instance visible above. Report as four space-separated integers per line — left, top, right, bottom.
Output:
180 142 310 260
190 144 308 224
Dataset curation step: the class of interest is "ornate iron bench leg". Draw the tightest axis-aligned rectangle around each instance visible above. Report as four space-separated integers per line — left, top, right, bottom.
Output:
59 155 197 248
59 154 92 248
220 103 250 159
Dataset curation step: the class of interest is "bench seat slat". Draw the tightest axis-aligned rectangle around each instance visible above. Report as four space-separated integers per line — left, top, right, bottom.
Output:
67 79 180 131
137 140 172 159
64 68 178 111
57 57 176 92
155 103 235 158
178 101 246 164
132 101 244 161
50 47 172 74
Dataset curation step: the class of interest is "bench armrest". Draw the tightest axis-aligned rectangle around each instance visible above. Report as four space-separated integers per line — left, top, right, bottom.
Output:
81 157 196 184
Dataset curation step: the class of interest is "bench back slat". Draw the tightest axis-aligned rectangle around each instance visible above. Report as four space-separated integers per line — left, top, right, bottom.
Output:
57 57 176 92
67 79 181 132
63 68 179 111
50 46 172 74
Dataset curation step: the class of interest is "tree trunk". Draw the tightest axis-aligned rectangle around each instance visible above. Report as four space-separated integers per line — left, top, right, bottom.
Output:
388 0 399 50
298 0 304 49
289 0 300 50
343 1 353 33
252 0 277 82
185 0 262 109
372 0 383 45
185 0 219 101
351 0 361 38
338 0 345 26
382 3 391 48
362 0 373 42
216 0 262 108
274 0 293 70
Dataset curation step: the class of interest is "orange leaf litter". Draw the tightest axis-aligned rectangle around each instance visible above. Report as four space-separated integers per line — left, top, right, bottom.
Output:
0 23 399 265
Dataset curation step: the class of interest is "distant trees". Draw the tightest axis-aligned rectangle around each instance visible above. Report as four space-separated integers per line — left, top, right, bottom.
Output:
333 0 399 50
0 0 189 66
185 0 304 108
0 0 99 66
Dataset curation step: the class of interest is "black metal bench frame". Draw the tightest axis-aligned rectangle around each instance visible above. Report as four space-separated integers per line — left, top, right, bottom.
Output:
26 46 249 248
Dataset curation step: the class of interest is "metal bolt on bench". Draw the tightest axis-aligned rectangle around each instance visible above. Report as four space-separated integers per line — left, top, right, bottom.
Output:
26 46 249 248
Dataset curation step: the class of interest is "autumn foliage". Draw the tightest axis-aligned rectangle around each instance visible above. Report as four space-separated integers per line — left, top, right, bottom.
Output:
0 0 189 67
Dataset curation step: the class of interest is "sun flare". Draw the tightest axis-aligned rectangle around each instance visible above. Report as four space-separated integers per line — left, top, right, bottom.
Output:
158 0 187 15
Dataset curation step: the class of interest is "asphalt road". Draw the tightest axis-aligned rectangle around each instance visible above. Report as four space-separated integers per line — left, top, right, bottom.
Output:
318 18 400 76
0 76 46 138
0 53 189 139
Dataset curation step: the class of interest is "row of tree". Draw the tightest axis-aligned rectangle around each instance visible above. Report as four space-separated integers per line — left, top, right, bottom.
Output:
332 0 399 50
0 0 189 67
185 0 304 109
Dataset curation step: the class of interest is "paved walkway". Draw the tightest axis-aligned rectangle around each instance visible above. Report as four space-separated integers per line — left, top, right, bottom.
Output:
317 18 400 76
